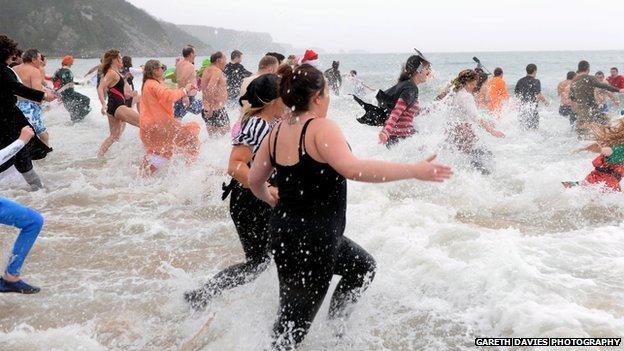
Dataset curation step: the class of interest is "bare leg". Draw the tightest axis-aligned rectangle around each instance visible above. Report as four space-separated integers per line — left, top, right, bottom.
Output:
38 132 50 146
97 115 125 157
114 106 140 127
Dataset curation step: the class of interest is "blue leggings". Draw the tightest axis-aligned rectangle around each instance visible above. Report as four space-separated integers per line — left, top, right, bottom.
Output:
0 197 43 276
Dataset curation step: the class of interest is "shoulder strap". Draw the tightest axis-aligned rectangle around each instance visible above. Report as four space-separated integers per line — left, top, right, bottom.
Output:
298 118 315 156
269 121 283 165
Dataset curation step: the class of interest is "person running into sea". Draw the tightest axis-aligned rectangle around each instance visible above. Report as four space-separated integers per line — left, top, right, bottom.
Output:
607 67 624 89
119 56 141 110
97 49 140 157
173 45 203 119
378 54 431 148
184 73 286 309
138 60 200 175
266 52 285 64
557 71 577 125
347 70 375 99
201 51 230 136
446 69 505 174
52 55 92 123
487 67 509 116
514 63 548 130
563 119 624 191
0 34 55 191
0 126 44 294
248 64 452 349
13 49 50 145
224 50 252 106
594 71 620 114
570 60 624 138
324 60 342 95
473 68 490 109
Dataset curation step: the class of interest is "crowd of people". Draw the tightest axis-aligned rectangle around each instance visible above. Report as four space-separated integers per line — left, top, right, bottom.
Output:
1 30 624 348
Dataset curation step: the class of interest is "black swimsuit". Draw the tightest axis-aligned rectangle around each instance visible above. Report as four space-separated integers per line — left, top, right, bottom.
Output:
106 71 129 116
269 118 376 348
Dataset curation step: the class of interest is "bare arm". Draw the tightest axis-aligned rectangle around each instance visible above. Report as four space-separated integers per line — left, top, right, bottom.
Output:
315 119 452 183
228 145 253 188
249 136 278 206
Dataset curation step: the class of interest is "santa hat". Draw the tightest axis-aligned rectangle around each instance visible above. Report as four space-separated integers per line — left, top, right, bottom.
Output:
299 49 319 67
62 55 74 66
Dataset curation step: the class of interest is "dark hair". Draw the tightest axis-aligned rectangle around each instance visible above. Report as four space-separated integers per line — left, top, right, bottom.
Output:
266 52 285 63
0 34 19 63
332 61 339 69
231 50 242 60
279 64 325 113
493 67 503 77
399 54 429 82
611 67 619 73
122 56 132 68
526 64 537 75
210 51 224 64
577 60 589 73
566 71 576 80
350 70 357 76
595 71 604 77
182 45 195 58
276 63 292 78
22 48 40 63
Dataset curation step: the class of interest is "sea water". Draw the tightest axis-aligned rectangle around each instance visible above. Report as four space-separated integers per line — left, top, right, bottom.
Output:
0 51 623 350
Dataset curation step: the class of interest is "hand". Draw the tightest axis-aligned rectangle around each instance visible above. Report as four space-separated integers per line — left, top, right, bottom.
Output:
18 126 35 143
378 132 388 144
412 155 453 182
182 96 190 108
43 91 56 102
268 185 279 204
101 105 107 115
185 83 198 96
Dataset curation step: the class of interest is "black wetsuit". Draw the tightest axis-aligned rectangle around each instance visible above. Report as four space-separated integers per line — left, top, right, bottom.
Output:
514 76 541 129
106 72 128 116
269 119 376 348
0 63 49 174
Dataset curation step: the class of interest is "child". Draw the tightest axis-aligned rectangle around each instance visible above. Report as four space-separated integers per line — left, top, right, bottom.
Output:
564 120 624 191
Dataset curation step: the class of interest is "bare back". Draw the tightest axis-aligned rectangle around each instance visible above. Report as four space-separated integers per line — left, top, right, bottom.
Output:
13 64 43 100
176 60 196 88
270 118 332 166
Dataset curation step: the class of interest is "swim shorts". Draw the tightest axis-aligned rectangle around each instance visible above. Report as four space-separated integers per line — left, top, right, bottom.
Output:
16 100 45 134
174 95 203 119
202 108 230 128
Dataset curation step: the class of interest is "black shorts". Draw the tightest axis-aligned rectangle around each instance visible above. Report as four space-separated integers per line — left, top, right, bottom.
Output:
202 108 229 128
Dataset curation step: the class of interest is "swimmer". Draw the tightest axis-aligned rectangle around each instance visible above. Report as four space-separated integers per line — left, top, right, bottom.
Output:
223 50 252 105
487 67 509 115
201 51 230 136
606 67 624 90
248 64 452 349
0 126 44 294
173 45 203 119
0 34 55 191
557 71 577 125
564 120 624 191
53 55 92 122
185 73 285 309
13 49 49 145
378 53 431 148
347 70 375 99
97 49 140 157
138 60 200 175
324 60 342 95
446 69 505 175
594 71 620 114
570 60 624 138
514 64 548 130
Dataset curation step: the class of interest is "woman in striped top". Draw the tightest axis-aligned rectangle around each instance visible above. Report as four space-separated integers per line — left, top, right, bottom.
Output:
185 73 285 309
379 54 431 148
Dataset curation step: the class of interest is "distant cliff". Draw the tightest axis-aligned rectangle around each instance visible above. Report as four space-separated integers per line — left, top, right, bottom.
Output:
0 0 210 57
179 24 295 55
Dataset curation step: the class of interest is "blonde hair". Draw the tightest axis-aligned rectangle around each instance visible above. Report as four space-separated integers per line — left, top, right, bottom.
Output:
592 119 624 147
241 105 266 123
101 49 120 75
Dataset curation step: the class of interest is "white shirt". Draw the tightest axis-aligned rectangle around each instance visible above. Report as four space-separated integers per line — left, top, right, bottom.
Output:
450 88 480 126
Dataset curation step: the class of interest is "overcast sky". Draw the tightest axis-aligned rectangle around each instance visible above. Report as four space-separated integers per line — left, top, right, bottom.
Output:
128 0 624 53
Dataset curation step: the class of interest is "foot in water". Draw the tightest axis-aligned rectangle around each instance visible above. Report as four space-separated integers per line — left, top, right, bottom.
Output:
184 287 213 310
562 181 580 188
0 278 40 294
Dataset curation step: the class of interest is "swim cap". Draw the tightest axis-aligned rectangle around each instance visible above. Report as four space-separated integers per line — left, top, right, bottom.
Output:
239 74 279 108
62 55 74 66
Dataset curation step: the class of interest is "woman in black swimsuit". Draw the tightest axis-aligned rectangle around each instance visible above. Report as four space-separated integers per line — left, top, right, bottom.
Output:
97 49 140 157
249 64 453 349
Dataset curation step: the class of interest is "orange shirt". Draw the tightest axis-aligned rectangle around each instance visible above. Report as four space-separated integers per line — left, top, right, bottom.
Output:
139 79 200 159
487 76 509 112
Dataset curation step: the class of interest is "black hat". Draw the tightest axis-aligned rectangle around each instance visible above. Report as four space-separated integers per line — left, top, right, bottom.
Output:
405 49 430 74
239 74 279 108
